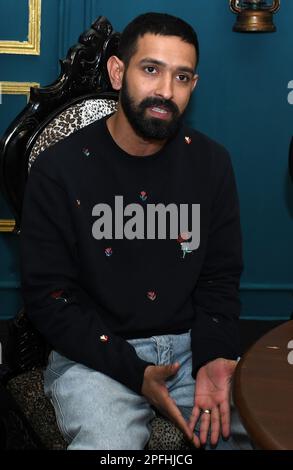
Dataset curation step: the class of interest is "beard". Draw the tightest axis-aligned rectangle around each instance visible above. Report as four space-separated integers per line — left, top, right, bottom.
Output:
120 77 183 141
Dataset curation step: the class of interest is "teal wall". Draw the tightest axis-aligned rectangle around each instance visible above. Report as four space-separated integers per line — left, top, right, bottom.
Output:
0 0 293 320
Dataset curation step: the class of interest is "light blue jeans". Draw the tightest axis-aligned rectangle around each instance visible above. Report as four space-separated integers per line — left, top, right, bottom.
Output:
44 330 253 450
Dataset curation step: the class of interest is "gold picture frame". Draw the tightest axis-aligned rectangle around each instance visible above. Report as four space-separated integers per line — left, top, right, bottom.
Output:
0 220 16 232
0 81 39 233
0 0 41 55
0 81 39 100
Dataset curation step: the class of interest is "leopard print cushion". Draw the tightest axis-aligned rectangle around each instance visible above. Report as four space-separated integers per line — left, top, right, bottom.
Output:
7 369 67 450
28 98 117 172
147 416 194 451
7 368 193 450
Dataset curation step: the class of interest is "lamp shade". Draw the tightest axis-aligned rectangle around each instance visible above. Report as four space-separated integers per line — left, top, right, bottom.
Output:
229 0 280 32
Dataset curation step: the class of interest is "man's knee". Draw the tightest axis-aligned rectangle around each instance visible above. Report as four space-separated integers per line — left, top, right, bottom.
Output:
67 419 153 450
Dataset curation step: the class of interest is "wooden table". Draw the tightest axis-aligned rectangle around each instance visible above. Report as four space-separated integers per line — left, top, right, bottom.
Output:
233 320 293 450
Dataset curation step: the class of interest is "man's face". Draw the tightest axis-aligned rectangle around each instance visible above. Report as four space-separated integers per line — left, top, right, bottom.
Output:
119 33 198 140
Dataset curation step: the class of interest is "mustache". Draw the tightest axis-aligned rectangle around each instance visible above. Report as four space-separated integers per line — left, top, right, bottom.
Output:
138 97 179 115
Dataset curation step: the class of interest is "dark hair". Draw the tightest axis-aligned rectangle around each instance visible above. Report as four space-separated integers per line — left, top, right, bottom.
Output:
118 12 199 69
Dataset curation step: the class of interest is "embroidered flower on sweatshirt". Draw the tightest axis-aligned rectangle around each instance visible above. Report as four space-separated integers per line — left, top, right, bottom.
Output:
147 291 157 301
140 191 147 201
105 247 113 257
177 233 193 259
100 334 109 342
50 289 68 303
82 147 91 157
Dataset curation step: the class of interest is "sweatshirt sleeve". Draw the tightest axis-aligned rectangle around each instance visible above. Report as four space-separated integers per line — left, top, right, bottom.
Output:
20 163 153 395
191 149 243 378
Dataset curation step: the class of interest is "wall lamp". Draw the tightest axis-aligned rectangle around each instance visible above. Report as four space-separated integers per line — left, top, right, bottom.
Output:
230 0 280 33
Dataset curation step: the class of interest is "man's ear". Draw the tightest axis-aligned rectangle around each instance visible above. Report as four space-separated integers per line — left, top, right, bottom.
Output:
107 55 125 91
191 74 199 93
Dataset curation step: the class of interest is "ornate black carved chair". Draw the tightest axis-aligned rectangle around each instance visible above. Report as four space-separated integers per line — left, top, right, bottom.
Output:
0 16 193 451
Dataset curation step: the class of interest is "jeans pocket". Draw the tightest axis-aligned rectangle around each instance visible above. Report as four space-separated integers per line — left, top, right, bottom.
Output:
127 337 157 365
46 351 62 376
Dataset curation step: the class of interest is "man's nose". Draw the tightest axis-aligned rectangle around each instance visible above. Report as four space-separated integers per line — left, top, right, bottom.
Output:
154 74 174 100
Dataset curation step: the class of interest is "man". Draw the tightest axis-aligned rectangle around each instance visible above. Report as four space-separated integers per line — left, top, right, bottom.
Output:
20 12 251 450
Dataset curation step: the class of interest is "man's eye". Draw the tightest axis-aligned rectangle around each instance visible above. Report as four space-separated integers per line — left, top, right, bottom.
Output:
145 66 157 74
177 74 189 82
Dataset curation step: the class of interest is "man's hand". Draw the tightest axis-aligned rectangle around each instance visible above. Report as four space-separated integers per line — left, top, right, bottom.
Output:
188 358 237 448
142 363 194 444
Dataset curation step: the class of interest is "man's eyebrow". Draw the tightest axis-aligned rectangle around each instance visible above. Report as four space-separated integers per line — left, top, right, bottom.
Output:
139 58 195 75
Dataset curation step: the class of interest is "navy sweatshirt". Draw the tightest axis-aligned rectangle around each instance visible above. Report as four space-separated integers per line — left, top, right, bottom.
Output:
20 115 243 395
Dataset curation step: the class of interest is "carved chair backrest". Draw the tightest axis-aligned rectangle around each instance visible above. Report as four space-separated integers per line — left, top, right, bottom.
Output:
0 16 120 231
